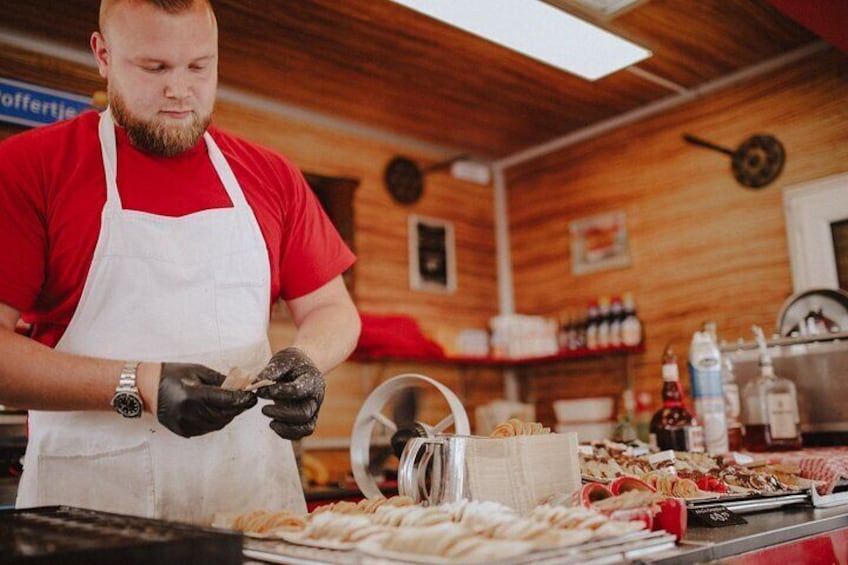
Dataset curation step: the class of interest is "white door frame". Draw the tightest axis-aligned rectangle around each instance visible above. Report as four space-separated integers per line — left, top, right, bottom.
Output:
783 172 848 292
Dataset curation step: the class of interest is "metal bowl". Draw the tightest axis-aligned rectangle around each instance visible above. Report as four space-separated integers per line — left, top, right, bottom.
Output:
777 288 848 337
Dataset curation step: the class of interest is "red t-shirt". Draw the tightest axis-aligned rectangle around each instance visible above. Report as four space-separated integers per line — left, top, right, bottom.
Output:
0 111 355 347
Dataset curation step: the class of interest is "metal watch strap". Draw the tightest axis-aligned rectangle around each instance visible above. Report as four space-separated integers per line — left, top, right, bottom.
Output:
117 361 141 392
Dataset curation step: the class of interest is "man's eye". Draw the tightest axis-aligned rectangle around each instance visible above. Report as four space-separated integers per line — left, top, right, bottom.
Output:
143 65 165 73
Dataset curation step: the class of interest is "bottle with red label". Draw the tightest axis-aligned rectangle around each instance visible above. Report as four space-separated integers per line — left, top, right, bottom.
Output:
650 346 705 452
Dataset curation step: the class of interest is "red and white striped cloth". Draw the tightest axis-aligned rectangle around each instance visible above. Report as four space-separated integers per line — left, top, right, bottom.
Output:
756 447 848 494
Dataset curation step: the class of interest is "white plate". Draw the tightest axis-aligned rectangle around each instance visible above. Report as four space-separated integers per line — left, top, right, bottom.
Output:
357 538 534 565
276 531 357 551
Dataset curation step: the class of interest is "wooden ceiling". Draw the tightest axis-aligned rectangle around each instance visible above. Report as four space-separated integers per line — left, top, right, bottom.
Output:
0 0 828 158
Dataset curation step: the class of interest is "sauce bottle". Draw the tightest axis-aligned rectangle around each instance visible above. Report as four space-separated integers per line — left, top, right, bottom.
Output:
650 346 704 452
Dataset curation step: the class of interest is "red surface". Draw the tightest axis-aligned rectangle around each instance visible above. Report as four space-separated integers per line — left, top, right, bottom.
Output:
769 0 848 54
350 344 644 367
355 313 446 360
653 498 687 542
721 527 848 565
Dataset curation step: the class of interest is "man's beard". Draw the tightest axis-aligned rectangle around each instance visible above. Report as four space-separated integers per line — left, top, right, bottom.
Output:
110 90 211 157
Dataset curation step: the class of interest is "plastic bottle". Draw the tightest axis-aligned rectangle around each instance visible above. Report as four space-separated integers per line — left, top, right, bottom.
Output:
742 326 802 451
688 331 729 454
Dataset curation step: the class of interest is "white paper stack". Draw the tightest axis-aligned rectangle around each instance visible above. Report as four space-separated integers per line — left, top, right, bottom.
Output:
464 432 580 514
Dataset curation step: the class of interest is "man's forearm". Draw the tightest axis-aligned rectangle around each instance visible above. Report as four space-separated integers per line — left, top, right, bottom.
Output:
0 329 161 413
291 302 361 373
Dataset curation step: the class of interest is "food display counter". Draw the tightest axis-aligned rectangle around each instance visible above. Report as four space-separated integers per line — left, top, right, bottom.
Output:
240 500 848 564
1 502 845 564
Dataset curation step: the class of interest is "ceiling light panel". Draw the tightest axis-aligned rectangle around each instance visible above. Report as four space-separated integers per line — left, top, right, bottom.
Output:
389 0 651 80
553 0 648 19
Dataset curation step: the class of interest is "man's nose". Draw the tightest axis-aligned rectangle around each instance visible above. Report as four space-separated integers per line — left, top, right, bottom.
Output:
163 70 191 99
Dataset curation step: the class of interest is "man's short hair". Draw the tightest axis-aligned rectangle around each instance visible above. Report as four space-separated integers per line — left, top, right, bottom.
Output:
99 0 211 30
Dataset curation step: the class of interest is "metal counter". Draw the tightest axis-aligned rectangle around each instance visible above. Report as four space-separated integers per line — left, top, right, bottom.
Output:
641 503 848 564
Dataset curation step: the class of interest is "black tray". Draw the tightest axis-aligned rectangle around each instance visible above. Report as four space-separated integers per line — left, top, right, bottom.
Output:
0 505 242 564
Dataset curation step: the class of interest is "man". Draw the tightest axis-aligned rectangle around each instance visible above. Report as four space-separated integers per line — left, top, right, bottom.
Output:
0 0 360 524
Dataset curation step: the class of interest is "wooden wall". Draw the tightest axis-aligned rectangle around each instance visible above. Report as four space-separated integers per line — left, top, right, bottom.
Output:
505 47 848 410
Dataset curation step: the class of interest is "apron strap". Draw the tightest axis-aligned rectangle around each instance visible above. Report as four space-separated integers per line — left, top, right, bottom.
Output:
98 109 123 209
204 132 251 211
97 109 252 213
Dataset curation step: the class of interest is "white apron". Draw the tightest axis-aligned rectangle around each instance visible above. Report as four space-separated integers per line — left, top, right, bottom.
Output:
16 110 306 524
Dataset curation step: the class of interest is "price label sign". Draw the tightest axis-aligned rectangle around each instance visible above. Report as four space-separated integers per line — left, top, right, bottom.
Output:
688 505 747 527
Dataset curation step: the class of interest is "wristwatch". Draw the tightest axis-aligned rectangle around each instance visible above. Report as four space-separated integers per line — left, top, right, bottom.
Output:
111 361 143 418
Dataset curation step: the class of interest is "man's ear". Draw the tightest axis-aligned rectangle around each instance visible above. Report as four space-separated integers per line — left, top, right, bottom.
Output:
90 31 109 79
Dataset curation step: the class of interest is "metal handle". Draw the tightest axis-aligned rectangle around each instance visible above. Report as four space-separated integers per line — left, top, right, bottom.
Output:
398 437 433 501
398 437 445 504
682 134 735 156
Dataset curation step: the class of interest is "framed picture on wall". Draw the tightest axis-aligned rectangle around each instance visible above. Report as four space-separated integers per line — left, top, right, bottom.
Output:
409 214 457 293
570 211 632 275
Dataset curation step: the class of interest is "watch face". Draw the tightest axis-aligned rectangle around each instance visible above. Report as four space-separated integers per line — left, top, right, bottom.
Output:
114 393 143 418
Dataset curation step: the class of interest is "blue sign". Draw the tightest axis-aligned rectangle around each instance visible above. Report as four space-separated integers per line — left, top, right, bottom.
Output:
0 77 92 128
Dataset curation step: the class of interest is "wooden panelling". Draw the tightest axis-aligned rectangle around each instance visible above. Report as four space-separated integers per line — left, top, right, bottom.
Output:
506 48 848 409
0 0 818 157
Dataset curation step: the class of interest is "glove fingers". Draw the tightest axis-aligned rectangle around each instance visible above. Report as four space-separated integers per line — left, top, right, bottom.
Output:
257 347 319 384
193 366 228 387
180 401 254 437
262 399 319 425
257 356 303 384
256 375 325 402
270 416 318 440
201 387 258 410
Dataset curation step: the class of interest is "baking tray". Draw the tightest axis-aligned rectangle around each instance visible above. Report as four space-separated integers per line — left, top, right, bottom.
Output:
0 505 242 564
685 490 810 514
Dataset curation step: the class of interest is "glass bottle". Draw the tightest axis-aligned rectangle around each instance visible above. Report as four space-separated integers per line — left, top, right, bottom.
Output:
621 292 643 347
586 301 599 350
557 313 570 352
650 347 705 452
614 388 638 443
573 314 586 351
722 356 743 451
597 296 611 349
742 327 802 451
609 296 623 348
635 391 653 443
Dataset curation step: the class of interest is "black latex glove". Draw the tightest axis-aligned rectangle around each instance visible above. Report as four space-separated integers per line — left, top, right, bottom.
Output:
255 347 325 440
157 363 258 438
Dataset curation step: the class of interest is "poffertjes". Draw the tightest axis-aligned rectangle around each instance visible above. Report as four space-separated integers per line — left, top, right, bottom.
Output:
489 418 551 438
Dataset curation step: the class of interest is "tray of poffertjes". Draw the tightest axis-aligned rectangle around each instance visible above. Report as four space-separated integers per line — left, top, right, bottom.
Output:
579 441 819 512
217 496 675 565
